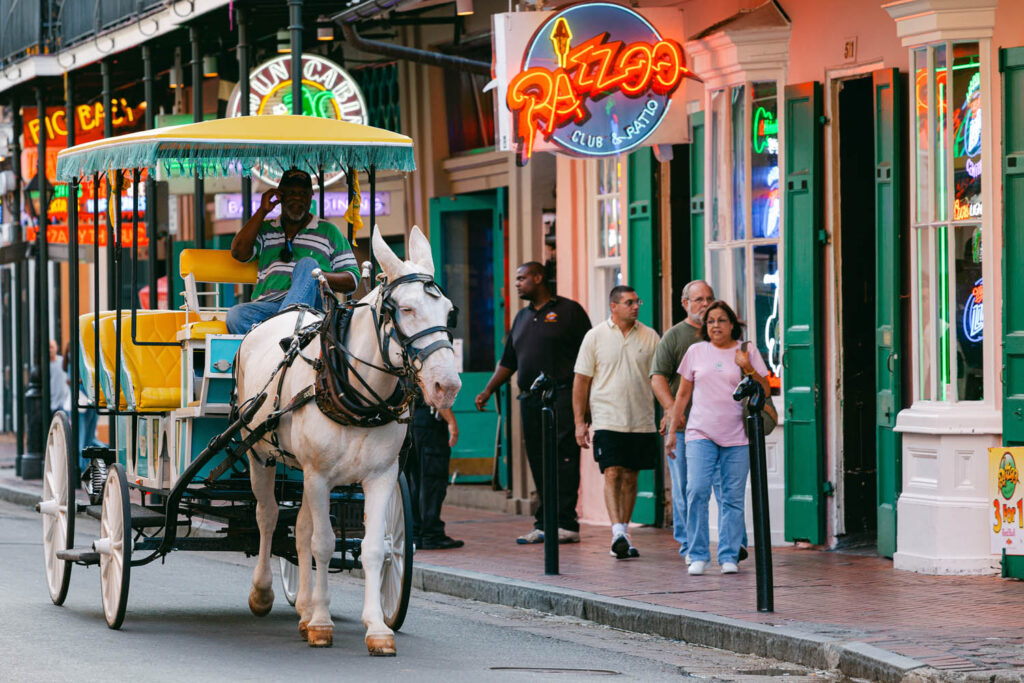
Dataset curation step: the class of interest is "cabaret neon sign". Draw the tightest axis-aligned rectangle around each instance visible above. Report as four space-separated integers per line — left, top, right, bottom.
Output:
506 3 696 164
752 107 778 155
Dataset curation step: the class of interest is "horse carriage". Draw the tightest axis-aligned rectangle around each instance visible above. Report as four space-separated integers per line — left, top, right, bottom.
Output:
36 115 461 655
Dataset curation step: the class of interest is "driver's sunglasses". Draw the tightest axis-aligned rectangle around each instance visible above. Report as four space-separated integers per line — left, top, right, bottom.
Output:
279 241 293 263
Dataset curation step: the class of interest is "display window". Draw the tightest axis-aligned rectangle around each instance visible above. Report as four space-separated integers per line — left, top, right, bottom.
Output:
591 156 624 320
912 41 985 402
706 81 782 392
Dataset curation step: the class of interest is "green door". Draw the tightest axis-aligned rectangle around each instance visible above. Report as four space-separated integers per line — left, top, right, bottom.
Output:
782 82 826 544
872 68 903 558
1000 46 1024 578
429 190 508 485
627 147 662 526
689 112 706 281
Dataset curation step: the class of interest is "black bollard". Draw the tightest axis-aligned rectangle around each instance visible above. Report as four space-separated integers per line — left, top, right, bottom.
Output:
531 372 559 575
734 375 774 612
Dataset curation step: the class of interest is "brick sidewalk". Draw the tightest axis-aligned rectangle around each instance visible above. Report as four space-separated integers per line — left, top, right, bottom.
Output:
417 505 1024 675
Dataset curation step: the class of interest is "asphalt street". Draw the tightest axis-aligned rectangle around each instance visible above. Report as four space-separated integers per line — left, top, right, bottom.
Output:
0 500 842 682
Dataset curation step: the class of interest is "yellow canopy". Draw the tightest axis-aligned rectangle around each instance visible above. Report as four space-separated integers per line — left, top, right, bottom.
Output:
55 115 415 181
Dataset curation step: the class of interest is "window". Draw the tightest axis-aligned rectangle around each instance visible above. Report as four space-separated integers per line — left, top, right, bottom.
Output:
592 156 623 320
912 42 984 401
707 81 782 392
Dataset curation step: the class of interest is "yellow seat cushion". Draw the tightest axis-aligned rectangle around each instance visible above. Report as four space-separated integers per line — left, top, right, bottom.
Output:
180 319 229 340
180 249 257 284
138 387 182 410
117 311 185 413
79 312 107 407
96 312 129 410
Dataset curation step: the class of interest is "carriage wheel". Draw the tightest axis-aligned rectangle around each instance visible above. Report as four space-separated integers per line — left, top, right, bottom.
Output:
40 412 75 605
278 556 299 606
381 472 413 631
96 463 132 629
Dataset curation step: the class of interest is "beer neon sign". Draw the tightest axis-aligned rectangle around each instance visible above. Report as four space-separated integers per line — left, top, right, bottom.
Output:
506 3 697 164
963 277 983 343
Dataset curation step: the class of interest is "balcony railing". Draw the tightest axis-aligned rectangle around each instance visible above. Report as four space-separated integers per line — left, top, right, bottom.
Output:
0 0 44 63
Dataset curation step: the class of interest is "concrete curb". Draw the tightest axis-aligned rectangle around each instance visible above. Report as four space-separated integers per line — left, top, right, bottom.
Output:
1 478 940 682
413 563 941 683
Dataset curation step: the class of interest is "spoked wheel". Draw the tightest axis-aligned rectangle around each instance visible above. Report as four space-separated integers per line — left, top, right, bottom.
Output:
40 412 75 605
278 556 299 606
381 472 413 631
95 463 131 629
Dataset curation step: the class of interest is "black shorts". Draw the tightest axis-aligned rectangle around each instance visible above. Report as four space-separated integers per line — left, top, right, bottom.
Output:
592 430 659 473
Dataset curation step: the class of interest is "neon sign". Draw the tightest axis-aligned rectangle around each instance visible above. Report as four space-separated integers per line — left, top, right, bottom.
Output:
752 107 778 155
962 277 983 343
506 3 697 164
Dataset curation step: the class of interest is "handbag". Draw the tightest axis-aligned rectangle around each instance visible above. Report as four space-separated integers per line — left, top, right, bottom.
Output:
739 342 778 437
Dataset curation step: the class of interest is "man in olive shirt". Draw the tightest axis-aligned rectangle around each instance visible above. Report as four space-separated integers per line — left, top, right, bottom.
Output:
475 262 591 544
649 280 713 561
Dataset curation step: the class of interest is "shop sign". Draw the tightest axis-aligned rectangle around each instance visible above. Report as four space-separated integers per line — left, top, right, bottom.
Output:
213 191 390 221
226 54 368 187
753 106 779 155
494 5 693 165
24 178 148 247
989 447 1023 556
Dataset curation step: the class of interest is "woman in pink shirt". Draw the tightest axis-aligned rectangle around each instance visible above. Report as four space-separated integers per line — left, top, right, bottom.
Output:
665 301 769 576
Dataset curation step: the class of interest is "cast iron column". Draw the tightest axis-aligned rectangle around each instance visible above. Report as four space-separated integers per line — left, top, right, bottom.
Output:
66 72 79 467
11 98 24 472
289 0 303 115
142 45 158 307
101 59 115 309
190 25 205 248
237 7 253 301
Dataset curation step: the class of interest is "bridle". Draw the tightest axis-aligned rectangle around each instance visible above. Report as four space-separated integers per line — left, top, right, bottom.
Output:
372 272 459 377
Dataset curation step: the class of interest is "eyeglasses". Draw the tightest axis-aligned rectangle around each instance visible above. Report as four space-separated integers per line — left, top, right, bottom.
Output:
279 240 293 263
686 296 713 303
617 298 642 307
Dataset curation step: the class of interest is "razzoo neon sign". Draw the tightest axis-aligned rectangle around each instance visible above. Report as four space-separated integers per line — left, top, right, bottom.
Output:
505 3 698 164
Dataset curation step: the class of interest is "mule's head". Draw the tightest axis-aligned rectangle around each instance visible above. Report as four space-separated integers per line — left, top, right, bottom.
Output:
373 225 462 410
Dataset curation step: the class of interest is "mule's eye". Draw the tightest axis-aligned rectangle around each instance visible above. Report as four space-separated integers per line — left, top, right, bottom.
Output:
399 307 414 315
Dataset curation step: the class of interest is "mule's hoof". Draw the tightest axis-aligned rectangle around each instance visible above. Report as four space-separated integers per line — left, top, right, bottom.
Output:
248 587 274 617
307 624 333 648
366 634 396 657
298 620 309 640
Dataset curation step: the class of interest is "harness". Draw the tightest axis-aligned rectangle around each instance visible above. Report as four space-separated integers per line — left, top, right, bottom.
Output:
223 272 456 472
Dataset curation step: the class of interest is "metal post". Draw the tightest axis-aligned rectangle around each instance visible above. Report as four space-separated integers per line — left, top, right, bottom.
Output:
66 74 80 476
369 165 377 277
741 380 774 612
530 372 558 575
101 59 115 309
237 7 253 302
142 45 158 308
11 97 24 469
289 0 303 116
190 25 205 249
92 172 101 404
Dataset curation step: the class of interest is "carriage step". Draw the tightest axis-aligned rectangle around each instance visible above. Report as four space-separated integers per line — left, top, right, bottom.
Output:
83 504 169 529
56 549 100 564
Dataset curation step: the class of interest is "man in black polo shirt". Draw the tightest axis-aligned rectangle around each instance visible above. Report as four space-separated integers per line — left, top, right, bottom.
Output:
475 262 592 544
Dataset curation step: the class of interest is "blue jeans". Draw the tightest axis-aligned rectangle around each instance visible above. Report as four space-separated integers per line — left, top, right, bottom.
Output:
669 434 746 558
685 438 749 565
226 257 323 335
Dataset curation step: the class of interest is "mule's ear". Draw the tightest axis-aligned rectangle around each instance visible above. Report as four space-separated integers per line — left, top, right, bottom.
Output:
408 225 434 277
372 225 405 280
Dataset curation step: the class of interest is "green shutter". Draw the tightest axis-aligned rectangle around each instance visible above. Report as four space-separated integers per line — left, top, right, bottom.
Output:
873 68 904 558
689 112 706 280
627 146 662 526
782 82 826 544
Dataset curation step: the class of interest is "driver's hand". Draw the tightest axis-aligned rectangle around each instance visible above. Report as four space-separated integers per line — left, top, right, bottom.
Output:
259 188 281 214
474 390 491 411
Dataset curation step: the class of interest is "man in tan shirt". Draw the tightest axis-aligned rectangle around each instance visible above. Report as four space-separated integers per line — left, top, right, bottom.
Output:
573 285 661 559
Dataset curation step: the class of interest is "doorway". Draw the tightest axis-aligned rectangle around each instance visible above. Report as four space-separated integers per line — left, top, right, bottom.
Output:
837 75 878 544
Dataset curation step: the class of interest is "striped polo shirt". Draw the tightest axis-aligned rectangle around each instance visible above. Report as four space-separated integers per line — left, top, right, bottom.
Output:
250 216 360 302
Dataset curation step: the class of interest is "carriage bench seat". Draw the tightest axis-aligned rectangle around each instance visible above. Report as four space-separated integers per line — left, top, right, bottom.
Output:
115 311 188 412
177 249 258 340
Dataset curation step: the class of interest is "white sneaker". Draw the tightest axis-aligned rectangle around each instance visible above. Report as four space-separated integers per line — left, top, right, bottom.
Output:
721 562 739 574
688 560 706 575
684 554 692 565
516 529 544 544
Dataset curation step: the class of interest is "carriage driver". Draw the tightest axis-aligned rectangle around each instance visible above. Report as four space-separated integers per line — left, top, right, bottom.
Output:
226 168 360 334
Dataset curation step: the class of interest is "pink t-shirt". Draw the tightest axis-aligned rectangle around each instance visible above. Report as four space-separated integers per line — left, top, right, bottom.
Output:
677 341 770 447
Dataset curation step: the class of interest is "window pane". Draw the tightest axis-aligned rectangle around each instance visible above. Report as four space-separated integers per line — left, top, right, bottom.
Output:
955 225 983 400
914 48 930 224
936 225 951 400
732 246 746 323
917 229 934 400
935 44 948 222
952 42 982 222
710 89 725 242
732 85 746 240
754 244 781 392
709 248 730 309
752 82 780 238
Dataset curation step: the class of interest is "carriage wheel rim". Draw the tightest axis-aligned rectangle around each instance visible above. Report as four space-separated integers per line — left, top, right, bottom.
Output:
42 416 70 602
380 481 405 620
99 467 126 626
